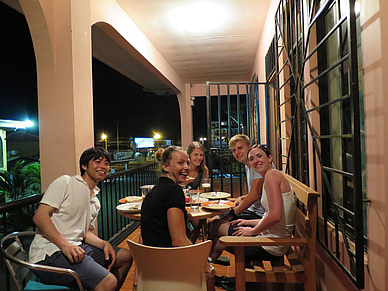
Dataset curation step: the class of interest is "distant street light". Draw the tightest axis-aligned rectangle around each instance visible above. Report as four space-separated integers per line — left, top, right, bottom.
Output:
154 133 161 140
102 133 108 149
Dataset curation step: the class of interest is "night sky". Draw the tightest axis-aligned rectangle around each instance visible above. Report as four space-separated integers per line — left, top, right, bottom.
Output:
0 2 208 145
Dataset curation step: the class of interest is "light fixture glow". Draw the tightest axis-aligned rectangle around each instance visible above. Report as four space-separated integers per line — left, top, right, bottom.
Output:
154 133 161 140
168 2 230 33
24 120 33 128
102 133 107 140
354 2 360 14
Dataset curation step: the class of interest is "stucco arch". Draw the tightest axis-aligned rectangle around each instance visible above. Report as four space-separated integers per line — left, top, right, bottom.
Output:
18 0 192 189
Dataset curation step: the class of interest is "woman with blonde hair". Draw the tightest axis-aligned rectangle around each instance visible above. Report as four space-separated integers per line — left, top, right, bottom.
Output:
185 141 209 189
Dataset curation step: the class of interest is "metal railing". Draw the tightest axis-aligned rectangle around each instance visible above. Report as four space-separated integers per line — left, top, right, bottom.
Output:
98 162 159 244
0 161 158 291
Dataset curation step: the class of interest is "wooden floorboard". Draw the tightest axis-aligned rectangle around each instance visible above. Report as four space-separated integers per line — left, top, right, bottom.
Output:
118 226 235 291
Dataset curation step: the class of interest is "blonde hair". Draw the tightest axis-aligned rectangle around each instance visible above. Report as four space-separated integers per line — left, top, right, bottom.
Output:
229 134 251 148
154 148 164 162
186 141 207 172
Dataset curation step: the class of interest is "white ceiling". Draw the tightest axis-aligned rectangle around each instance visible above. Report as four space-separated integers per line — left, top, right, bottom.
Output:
3 0 272 94
116 0 271 84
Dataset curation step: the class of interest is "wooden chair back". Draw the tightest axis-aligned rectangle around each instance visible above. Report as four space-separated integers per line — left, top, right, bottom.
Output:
127 239 212 291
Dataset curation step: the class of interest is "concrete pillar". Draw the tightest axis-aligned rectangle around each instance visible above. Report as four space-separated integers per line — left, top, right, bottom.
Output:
20 0 94 190
178 84 193 148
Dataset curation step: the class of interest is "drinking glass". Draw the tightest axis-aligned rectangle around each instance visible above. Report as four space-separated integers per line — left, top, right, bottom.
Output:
201 178 211 193
190 189 199 210
140 185 154 198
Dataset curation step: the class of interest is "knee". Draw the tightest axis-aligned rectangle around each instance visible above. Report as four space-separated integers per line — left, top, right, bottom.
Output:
95 273 117 291
116 248 133 268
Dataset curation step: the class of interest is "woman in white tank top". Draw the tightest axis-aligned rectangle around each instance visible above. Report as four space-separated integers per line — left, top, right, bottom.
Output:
230 145 296 261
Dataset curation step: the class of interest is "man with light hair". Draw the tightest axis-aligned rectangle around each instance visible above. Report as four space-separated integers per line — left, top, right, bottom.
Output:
208 134 265 262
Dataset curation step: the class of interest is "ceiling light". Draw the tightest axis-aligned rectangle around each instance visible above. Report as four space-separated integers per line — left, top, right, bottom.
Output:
168 2 230 33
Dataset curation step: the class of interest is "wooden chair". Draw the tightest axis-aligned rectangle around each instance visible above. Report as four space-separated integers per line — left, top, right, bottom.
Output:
127 239 212 291
220 174 320 291
1 231 83 291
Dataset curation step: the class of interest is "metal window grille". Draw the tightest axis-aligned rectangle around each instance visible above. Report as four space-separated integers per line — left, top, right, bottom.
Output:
273 0 364 288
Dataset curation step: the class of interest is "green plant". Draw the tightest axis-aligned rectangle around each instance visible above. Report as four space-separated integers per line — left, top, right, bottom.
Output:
0 160 41 201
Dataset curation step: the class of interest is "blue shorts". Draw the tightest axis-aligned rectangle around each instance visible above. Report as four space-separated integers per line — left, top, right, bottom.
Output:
34 244 121 290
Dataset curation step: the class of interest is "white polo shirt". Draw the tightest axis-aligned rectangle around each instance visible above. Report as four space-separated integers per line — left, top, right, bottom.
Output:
29 175 100 263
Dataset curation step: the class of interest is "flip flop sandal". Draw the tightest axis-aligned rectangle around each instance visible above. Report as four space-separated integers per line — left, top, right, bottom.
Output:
214 256 231 266
215 275 236 291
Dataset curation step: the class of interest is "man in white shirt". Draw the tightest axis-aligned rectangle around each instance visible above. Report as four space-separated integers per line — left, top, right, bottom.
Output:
29 147 132 291
208 134 265 261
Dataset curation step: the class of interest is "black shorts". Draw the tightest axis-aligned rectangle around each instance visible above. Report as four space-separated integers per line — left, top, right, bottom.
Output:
227 210 262 236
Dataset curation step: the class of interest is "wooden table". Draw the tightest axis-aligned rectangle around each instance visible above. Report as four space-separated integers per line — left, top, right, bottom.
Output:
118 206 226 222
118 205 232 242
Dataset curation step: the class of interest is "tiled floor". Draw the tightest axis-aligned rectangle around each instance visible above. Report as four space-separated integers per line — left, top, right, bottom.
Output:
117 226 235 291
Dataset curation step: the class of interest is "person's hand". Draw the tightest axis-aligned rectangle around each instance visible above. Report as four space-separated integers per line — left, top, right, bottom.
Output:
229 219 245 226
102 241 116 270
234 196 243 207
232 226 255 237
61 243 85 264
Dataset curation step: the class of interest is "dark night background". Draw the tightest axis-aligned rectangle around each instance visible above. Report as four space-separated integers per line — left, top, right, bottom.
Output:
0 2 208 145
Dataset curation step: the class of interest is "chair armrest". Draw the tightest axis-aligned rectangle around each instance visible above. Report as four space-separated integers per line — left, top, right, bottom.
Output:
219 236 307 247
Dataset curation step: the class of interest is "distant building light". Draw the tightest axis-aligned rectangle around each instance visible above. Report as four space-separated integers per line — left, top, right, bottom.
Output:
0 119 33 130
24 120 33 127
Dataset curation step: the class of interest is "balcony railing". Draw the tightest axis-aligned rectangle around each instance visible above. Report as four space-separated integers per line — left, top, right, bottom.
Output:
0 161 159 291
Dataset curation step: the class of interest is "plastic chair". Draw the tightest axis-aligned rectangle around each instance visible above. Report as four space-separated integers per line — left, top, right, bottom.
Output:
127 239 212 291
1 231 83 291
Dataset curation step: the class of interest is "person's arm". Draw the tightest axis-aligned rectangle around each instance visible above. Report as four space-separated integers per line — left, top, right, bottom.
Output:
234 178 264 215
233 172 283 236
84 229 116 270
167 207 192 247
33 203 85 263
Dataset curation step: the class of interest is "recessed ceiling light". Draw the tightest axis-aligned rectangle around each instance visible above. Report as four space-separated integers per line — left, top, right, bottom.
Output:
168 2 230 33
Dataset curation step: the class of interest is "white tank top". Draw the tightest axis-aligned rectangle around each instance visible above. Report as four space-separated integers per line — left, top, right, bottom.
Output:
259 177 296 256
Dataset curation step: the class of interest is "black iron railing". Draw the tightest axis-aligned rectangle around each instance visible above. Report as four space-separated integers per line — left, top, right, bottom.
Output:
98 162 159 244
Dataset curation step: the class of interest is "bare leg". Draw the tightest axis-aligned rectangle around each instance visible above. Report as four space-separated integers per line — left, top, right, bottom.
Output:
209 221 231 261
94 273 117 291
110 248 133 291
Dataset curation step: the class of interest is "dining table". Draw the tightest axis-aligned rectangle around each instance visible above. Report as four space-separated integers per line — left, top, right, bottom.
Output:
117 191 233 241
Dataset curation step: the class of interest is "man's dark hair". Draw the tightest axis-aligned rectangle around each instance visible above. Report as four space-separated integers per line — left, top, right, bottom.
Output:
79 147 111 176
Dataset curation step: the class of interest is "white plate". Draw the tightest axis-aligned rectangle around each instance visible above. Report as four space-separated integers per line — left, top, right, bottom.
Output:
202 203 231 211
116 202 142 213
200 192 231 199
